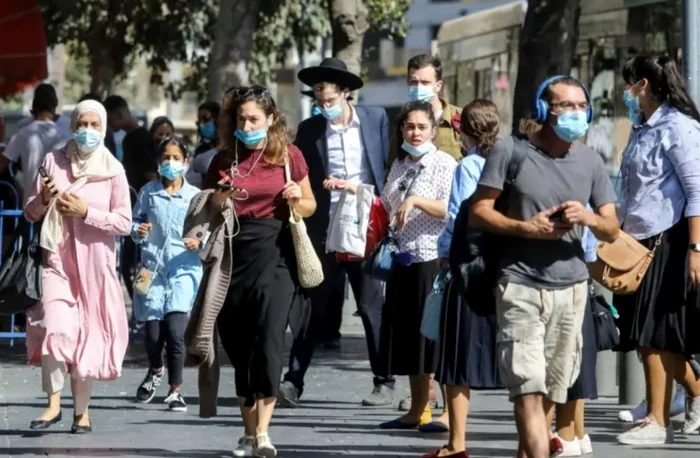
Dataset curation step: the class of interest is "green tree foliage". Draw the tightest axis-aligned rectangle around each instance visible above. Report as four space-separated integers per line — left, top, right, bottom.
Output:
39 0 217 99
249 0 413 84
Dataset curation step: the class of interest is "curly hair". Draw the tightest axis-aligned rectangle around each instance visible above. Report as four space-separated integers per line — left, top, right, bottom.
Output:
460 99 500 155
219 85 288 164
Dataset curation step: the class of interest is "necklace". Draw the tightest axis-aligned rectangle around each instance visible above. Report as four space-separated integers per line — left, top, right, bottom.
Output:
230 139 267 180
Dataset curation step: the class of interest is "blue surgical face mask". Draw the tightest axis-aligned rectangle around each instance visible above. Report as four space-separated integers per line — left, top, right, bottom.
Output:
623 89 644 125
552 110 589 143
311 106 323 117
321 104 343 120
408 85 434 102
199 121 216 141
401 139 434 158
73 128 102 153
159 160 185 181
235 127 267 146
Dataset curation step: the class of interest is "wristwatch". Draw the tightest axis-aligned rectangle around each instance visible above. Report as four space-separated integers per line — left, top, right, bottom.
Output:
689 243 700 252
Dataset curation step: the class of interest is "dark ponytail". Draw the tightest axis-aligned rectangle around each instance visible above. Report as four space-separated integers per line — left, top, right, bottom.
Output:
622 54 700 122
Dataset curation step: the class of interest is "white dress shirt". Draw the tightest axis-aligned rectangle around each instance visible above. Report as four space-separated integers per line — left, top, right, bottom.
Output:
325 105 372 214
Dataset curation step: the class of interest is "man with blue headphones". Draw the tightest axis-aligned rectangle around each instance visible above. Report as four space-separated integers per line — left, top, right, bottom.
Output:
469 76 620 458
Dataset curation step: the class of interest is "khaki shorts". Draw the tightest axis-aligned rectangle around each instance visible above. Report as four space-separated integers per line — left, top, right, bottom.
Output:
495 281 587 404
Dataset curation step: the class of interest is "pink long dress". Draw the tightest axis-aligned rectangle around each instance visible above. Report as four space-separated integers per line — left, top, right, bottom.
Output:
24 150 132 381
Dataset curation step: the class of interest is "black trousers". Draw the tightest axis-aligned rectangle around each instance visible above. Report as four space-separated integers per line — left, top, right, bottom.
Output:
284 251 394 393
144 312 189 386
320 269 347 341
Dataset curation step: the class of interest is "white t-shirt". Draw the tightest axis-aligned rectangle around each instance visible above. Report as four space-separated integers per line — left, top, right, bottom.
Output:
3 120 67 198
185 148 217 188
54 115 72 139
18 114 72 139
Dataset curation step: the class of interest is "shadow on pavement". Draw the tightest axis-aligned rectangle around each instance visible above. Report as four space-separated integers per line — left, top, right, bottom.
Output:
0 448 230 457
0 334 372 367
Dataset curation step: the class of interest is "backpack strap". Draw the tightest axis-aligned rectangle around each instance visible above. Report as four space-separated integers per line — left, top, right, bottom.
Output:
505 134 530 187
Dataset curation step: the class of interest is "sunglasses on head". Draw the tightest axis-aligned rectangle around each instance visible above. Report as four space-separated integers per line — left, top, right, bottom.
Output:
226 86 270 98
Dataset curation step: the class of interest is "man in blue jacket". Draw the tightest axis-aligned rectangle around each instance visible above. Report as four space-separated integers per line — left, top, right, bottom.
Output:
279 57 394 407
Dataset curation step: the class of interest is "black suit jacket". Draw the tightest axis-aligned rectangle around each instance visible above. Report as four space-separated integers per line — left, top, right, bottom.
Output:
294 105 390 246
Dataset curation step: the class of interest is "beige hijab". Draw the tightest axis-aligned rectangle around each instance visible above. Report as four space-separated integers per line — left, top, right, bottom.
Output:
41 100 125 253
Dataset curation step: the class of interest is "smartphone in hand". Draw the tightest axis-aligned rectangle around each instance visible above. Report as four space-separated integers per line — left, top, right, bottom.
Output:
38 166 59 196
38 166 50 180
216 182 243 192
549 209 565 223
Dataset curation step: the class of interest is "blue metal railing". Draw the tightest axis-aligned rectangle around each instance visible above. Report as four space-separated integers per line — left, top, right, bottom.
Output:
0 180 28 346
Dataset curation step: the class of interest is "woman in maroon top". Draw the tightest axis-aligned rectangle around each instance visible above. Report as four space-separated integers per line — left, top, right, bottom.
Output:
203 86 316 457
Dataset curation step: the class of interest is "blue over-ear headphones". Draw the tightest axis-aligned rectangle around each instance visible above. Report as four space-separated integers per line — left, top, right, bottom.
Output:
532 75 593 124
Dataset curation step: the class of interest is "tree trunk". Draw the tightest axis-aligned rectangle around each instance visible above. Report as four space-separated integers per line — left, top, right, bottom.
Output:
207 0 261 101
87 45 117 97
85 1 132 99
327 0 368 83
511 0 582 132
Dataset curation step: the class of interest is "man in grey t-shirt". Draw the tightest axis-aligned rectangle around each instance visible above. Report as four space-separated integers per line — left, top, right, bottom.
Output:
471 76 619 458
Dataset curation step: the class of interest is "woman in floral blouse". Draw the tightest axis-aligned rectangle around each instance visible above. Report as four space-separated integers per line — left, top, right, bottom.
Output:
377 100 456 429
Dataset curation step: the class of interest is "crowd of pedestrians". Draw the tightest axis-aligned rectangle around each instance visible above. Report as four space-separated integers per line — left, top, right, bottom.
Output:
4 50 700 458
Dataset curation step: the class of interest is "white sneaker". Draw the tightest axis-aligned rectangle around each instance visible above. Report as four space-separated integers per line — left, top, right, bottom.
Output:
233 436 255 457
554 434 581 457
254 432 277 457
682 395 700 435
617 415 674 445
579 434 593 455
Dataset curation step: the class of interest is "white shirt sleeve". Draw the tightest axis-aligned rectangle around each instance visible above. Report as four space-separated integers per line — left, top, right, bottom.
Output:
2 133 22 162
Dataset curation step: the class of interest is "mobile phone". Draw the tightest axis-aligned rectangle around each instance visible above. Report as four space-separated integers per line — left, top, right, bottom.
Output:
38 166 50 180
216 182 242 192
549 209 565 222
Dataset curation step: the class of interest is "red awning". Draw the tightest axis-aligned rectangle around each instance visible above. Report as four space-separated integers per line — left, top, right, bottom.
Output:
0 0 47 98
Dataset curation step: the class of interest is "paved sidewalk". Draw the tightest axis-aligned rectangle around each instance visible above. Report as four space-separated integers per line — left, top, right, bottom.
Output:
2 298 700 457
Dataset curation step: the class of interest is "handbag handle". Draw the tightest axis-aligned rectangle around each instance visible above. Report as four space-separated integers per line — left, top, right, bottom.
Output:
146 204 184 273
283 152 300 221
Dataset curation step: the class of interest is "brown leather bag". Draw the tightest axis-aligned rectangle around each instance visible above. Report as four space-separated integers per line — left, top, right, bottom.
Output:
588 231 662 295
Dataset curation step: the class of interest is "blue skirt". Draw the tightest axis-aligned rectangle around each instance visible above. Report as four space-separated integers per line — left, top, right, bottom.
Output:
434 279 503 389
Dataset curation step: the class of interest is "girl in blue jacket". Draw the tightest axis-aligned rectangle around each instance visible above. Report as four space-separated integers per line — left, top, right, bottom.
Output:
131 136 204 412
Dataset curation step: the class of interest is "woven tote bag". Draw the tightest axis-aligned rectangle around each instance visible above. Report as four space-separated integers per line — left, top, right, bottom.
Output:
284 154 324 288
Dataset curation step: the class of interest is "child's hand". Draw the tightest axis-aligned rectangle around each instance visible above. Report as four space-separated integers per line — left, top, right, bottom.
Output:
184 237 200 251
137 223 152 238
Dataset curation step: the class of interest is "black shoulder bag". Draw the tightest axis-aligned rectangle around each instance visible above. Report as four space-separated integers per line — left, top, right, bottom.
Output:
0 221 43 316
448 135 529 316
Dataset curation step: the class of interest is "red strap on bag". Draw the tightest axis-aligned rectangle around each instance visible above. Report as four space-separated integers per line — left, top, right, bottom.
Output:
336 196 388 262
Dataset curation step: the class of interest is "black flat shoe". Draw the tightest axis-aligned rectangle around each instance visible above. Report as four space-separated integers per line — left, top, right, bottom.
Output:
71 423 92 434
29 411 62 430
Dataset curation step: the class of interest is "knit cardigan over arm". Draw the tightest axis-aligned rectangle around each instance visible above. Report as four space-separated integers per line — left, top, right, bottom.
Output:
183 190 233 417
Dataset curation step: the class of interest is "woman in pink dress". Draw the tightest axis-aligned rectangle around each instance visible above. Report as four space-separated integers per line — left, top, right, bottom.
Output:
24 100 132 434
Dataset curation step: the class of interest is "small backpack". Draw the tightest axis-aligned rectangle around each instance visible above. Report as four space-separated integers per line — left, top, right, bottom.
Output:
448 135 530 316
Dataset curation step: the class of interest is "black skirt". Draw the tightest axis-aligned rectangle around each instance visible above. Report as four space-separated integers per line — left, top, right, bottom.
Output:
567 288 598 401
434 279 502 389
614 219 700 355
216 218 307 405
381 260 441 376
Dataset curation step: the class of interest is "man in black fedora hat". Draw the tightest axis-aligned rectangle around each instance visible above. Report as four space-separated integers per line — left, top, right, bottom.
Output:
279 57 394 408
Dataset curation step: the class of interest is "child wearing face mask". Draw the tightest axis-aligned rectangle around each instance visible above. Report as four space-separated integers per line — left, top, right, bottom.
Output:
130 136 205 413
